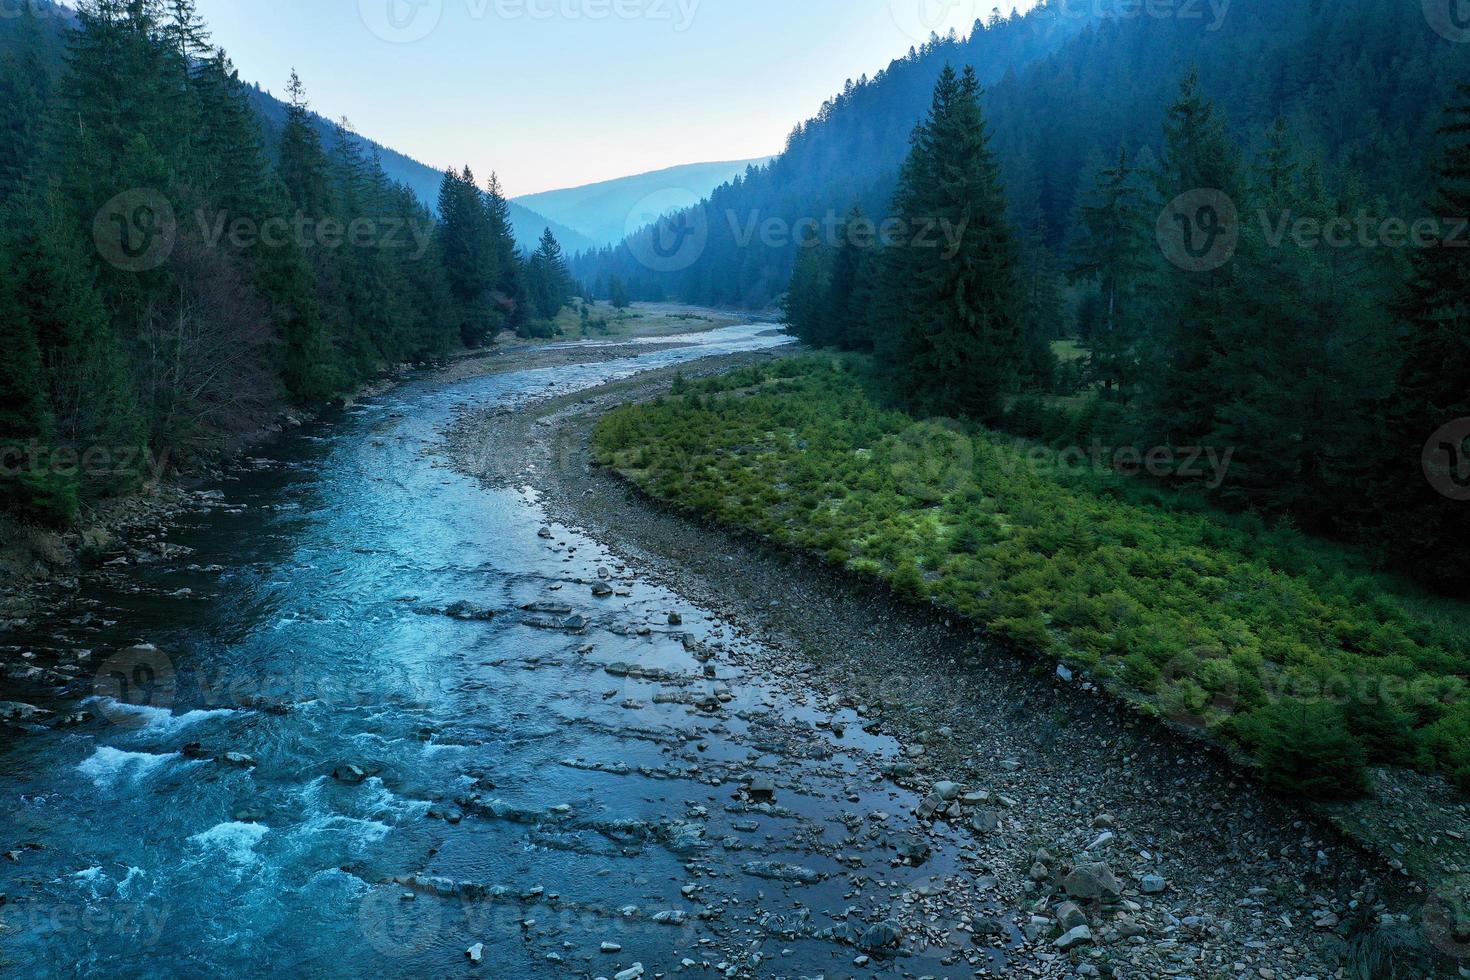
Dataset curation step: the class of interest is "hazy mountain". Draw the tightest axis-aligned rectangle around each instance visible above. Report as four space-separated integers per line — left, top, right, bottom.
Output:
514 157 773 248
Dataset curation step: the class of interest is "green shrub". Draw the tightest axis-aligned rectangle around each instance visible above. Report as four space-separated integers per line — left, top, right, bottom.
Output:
1232 699 1372 799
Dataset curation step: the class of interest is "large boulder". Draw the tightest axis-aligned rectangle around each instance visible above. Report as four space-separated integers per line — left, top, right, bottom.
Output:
1062 862 1124 902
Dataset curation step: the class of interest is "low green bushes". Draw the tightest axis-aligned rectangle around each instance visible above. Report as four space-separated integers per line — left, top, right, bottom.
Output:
593 356 1470 798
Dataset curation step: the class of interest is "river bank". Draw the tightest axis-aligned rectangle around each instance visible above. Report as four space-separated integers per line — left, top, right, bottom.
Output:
445 348 1469 978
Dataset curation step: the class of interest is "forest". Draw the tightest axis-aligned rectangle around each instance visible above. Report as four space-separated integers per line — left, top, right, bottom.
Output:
576 0 1470 601
0 0 573 528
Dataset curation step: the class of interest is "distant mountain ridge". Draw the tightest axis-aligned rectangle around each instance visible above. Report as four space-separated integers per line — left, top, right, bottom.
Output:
514 157 773 249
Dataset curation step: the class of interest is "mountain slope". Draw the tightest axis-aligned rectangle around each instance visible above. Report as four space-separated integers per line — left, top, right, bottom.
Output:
242 86 594 254
514 157 773 248
0 2 586 254
574 0 1470 307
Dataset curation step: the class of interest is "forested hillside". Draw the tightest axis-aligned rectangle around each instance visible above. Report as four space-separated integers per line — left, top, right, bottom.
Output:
0 0 574 528
0 2 585 254
573 0 1467 308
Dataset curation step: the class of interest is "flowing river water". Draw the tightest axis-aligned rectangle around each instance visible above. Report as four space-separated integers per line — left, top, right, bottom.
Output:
0 323 1016 978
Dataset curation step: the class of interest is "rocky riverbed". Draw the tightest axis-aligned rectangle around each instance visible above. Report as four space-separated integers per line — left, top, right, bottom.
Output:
445 346 1470 979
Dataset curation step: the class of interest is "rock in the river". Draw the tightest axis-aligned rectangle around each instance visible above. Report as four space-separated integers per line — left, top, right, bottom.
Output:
859 920 903 951
599 941 622 953
1055 925 1094 951
218 752 257 768
0 702 50 723
537 527 553 539
614 965 644 980
465 943 485 965
895 835 931 865
741 861 822 884
1062 862 1123 902
591 582 614 598
746 776 776 800
443 601 497 621
332 763 370 784
667 612 683 626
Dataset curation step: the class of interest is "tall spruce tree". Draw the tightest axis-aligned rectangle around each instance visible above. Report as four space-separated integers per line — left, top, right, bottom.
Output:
877 64 1024 422
1069 146 1149 399
1135 71 1246 449
528 227 571 322
1379 84 1470 594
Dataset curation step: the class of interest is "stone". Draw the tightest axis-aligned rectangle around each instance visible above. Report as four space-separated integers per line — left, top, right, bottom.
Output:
971 917 1006 940
1118 917 1148 938
741 861 822 884
331 763 369 783
931 781 962 802
668 612 683 626
859 920 903 951
218 752 257 768
1029 862 1051 882
614 966 645 980
746 777 776 800
1055 901 1088 931
1055 925 1094 951
591 582 614 598
1062 862 1123 902
0 702 50 723
971 810 1001 834
465 943 485 965
600 941 623 953
443 601 496 621
1140 874 1168 895
896 836 931 865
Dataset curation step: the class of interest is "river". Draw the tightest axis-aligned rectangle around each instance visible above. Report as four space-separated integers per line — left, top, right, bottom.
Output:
0 323 1012 978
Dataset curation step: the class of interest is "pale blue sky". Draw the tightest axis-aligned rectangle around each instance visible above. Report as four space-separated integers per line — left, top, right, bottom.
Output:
193 0 1034 196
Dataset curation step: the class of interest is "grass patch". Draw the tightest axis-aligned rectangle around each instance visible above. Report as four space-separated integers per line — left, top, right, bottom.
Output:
593 355 1470 799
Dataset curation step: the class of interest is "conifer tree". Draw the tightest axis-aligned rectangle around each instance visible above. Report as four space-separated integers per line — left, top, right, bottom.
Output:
782 227 828 344
820 206 876 351
1135 71 1245 448
1379 84 1470 594
878 64 1025 422
0 2 51 203
1070 146 1148 398
529 228 571 321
